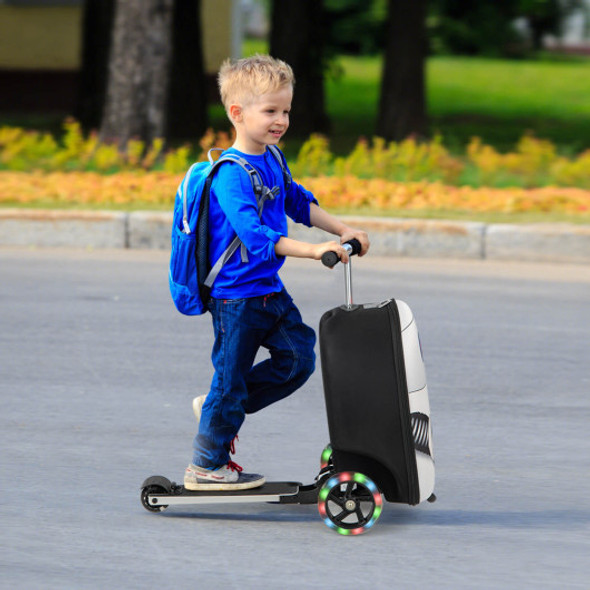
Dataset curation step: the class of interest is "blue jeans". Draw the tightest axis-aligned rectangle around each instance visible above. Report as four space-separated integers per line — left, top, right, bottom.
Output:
192 289 316 468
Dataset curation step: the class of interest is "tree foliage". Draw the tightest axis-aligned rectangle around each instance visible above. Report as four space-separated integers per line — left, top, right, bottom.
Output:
428 0 585 56
322 0 387 55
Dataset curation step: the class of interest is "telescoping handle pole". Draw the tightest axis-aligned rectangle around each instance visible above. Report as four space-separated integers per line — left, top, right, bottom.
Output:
321 239 362 308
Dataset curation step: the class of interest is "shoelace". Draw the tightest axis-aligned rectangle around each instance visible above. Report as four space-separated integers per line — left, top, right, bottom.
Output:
227 460 243 473
227 436 241 472
229 435 239 455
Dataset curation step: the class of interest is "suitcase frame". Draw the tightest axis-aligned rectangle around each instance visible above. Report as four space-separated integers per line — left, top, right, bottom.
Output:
319 246 435 510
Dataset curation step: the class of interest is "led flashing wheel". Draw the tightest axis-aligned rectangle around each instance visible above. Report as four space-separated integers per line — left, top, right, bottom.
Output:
318 472 383 535
320 444 333 470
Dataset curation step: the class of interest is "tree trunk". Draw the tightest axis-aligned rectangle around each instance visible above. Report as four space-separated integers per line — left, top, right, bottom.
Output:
100 0 174 148
77 0 115 130
166 0 208 140
270 0 329 137
377 0 428 141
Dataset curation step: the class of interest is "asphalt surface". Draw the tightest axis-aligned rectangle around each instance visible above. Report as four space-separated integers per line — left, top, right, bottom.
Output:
1 248 589 589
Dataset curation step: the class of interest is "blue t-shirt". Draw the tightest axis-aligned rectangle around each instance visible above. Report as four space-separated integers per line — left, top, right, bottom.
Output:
208 147 318 299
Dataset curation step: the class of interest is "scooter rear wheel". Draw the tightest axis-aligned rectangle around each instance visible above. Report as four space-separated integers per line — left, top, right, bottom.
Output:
141 485 169 512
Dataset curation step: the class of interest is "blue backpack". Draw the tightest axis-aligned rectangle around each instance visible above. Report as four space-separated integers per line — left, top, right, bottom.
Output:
169 145 291 315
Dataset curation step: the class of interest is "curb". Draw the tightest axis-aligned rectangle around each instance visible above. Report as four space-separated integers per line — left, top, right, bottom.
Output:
0 209 128 249
1 208 589 264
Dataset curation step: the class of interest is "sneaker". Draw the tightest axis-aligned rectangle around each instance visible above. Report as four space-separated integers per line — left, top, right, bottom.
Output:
184 461 266 491
192 394 207 424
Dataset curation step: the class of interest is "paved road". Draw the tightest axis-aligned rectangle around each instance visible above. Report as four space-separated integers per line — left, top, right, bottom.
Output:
1 248 589 589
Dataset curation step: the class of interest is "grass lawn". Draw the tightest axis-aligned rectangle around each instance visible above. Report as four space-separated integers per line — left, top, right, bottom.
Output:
428 56 590 154
320 54 590 156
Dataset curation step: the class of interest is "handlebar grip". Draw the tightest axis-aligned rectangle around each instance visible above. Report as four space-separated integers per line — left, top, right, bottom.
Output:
321 251 340 268
321 239 362 268
347 238 362 256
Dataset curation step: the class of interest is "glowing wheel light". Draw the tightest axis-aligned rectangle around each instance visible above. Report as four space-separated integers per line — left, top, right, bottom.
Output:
320 444 333 470
318 471 382 535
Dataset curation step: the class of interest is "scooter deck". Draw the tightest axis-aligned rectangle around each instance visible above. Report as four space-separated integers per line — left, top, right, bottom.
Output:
176 481 301 498
142 478 320 509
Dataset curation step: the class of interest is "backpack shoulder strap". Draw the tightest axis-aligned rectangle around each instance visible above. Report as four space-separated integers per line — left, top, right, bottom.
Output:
210 152 264 196
201 152 266 287
267 145 292 190
209 147 291 196
202 149 289 290
181 162 201 234
210 152 280 216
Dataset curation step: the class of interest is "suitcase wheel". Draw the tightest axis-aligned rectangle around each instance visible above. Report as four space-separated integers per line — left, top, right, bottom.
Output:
318 471 382 535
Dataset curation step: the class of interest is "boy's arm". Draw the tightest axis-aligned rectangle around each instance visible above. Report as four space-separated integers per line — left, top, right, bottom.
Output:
274 204 370 263
309 203 370 256
275 236 349 262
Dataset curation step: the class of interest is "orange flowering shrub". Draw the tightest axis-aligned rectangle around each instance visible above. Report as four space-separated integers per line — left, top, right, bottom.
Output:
337 135 463 184
1 120 589 189
291 134 333 177
0 119 235 174
0 120 588 216
291 134 590 189
299 176 589 214
550 149 590 188
466 135 590 189
0 170 587 216
290 133 463 183
0 171 182 207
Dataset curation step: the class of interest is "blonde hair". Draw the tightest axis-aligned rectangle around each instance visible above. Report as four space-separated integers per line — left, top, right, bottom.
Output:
218 55 295 112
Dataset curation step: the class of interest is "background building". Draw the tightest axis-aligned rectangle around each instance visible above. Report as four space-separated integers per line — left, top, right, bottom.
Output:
0 0 243 111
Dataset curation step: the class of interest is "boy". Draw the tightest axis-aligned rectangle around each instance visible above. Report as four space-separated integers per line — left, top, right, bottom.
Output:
184 55 369 491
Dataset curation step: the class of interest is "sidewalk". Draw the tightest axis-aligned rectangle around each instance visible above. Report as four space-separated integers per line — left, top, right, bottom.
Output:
1 208 589 264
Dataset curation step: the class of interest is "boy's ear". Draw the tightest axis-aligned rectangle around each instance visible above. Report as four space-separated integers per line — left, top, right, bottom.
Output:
228 104 242 122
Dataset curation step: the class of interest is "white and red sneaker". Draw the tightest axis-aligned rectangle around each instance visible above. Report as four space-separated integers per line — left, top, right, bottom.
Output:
184 461 265 491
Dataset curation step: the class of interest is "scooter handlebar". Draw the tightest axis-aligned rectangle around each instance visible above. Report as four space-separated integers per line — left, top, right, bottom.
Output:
321 238 362 268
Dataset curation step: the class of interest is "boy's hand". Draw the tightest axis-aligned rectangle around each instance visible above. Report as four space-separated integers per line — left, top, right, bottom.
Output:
339 227 370 256
308 205 370 257
312 241 350 265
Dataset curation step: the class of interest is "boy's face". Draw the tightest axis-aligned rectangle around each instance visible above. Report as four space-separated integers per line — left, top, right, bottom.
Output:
230 87 293 154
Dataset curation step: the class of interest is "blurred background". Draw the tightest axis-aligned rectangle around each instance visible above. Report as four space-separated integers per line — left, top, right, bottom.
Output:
0 0 589 222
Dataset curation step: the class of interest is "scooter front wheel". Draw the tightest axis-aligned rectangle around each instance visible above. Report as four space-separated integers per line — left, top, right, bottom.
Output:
318 471 382 535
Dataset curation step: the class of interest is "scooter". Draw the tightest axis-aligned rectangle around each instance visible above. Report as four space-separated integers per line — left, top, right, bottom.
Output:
140 240 436 535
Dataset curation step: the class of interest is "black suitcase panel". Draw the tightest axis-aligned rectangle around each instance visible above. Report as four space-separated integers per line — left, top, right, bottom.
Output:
320 300 434 505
